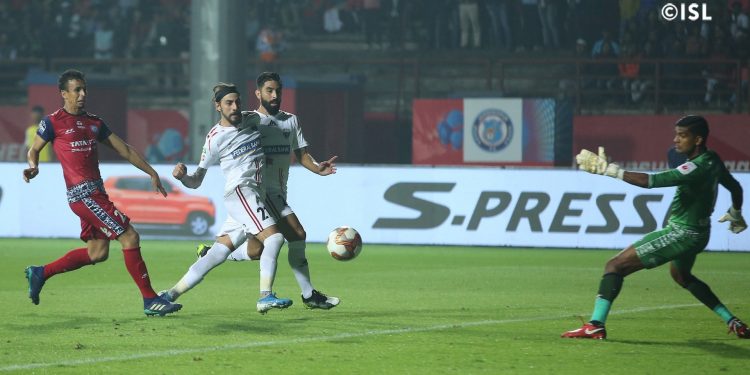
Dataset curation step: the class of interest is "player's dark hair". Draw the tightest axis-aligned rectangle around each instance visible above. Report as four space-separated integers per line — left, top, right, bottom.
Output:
675 115 709 145
212 82 239 103
58 69 85 91
31 105 44 114
256 72 282 89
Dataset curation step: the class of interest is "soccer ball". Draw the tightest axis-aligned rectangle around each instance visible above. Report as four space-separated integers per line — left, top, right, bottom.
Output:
326 226 363 261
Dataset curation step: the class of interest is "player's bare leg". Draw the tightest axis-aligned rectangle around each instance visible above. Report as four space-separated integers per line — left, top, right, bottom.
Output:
562 246 644 339
670 259 750 338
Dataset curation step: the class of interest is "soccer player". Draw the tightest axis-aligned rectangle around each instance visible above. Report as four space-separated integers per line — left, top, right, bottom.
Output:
562 115 749 339
159 82 293 314
23 69 181 316
204 72 340 310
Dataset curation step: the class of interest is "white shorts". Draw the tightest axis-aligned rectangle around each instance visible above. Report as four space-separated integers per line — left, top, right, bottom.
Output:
262 190 294 221
217 189 293 248
220 185 277 245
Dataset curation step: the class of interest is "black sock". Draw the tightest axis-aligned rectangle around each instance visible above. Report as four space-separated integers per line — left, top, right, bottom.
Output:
597 272 624 301
685 277 721 310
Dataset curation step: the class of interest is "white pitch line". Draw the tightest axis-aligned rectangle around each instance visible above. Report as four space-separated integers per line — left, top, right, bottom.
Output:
0 303 701 372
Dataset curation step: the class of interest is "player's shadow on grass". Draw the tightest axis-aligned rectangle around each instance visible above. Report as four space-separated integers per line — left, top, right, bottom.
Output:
613 339 750 359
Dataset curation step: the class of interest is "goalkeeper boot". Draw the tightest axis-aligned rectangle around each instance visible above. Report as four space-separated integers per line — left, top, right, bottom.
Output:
728 317 750 339
196 244 211 259
257 292 293 314
561 322 607 339
25 266 46 305
302 290 340 310
144 296 182 316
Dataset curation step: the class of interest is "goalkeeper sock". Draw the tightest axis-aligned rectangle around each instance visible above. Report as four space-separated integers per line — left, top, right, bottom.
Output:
685 278 732 323
590 272 624 324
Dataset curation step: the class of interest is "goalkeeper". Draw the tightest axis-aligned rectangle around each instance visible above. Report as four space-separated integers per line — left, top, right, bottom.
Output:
562 115 748 339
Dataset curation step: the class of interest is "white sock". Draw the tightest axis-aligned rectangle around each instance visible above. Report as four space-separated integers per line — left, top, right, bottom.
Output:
169 242 231 299
227 246 251 261
288 240 314 298
259 233 284 295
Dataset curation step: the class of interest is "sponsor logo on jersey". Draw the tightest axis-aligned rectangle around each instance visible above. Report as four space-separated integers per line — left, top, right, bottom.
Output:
70 139 96 147
90 125 98 133
38 120 46 133
76 120 85 129
64 128 75 135
283 130 291 139
230 139 261 159
472 108 513 152
677 161 697 175
263 145 291 155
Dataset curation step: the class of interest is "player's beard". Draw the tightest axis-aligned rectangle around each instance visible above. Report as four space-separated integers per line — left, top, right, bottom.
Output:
224 111 241 125
261 98 281 115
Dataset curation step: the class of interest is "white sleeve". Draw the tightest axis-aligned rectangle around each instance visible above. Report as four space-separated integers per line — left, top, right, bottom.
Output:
291 115 309 150
198 132 220 169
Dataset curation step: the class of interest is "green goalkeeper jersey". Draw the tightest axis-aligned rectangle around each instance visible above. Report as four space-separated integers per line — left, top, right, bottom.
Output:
648 150 729 229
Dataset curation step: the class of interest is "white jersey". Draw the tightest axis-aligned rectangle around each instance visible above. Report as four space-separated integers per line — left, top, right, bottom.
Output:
198 111 264 196
254 110 308 195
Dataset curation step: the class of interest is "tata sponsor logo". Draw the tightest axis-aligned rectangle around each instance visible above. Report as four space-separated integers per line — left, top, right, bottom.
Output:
373 182 668 234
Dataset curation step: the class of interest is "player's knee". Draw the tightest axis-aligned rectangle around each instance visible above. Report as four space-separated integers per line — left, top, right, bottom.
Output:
294 228 306 241
670 268 694 288
90 252 109 263
118 227 140 248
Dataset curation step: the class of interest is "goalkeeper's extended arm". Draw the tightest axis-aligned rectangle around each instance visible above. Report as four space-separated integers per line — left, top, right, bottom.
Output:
575 147 648 187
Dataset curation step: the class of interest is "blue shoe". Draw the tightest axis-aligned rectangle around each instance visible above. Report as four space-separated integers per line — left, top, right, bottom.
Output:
257 292 293 314
25 266 45 305
144 296 182 316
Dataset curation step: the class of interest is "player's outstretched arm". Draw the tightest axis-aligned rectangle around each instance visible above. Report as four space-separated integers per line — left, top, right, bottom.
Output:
718 170 746 234
22 135 48 183
173 163 207 189
295 147 337 176
102 133 167 197
575 147 648 187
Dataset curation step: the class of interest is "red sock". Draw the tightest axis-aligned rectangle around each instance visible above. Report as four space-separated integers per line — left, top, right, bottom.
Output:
43 248 94 279
122 247 157 299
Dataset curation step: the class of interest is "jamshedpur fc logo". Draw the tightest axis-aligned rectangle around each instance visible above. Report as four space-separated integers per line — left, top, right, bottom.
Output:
472 109 513 152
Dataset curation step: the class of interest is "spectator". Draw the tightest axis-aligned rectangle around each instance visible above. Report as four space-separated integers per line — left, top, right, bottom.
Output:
485 0 513 51
25 106 52 163
459 0 481 49
362 0 384 49
257 22 285 64
0 32 17 60
538 0 561 49
384 0 406 49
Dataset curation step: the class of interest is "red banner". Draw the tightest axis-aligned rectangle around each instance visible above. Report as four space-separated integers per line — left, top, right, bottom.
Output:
574 115 750 171
412 99 463 165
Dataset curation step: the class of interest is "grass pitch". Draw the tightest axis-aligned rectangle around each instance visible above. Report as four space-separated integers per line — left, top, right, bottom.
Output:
0 238 748 374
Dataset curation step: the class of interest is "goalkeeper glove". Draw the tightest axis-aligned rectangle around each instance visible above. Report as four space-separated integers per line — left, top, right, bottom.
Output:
575 146 624 179
718 207 747 234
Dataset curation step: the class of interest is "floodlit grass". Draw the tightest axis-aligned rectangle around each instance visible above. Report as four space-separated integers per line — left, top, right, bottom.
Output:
1 238 748 374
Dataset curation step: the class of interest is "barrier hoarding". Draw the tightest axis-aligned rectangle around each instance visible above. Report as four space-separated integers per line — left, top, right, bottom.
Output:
1 163 747 251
